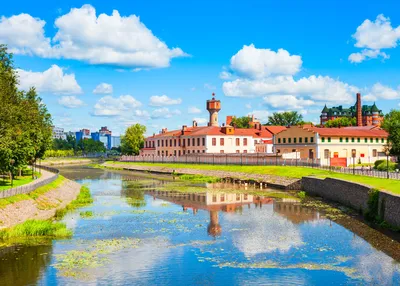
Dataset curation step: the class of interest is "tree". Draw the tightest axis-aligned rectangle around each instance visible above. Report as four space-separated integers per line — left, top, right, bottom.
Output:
121 124 146 155
381 110 400 160
0 45 52 177
324 117 356 128
266 111 303 126
230 116 251 128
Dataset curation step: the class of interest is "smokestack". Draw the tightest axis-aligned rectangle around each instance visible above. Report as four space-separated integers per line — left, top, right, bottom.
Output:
356 93 362 127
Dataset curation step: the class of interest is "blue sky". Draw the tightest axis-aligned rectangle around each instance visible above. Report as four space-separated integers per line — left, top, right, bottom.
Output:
1 0 400 135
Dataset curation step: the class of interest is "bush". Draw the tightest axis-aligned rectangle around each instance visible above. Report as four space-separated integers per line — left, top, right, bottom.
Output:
374 160 385 169
298 191 306 200
0 220 72 239
376 161 398 172
45 149 75 158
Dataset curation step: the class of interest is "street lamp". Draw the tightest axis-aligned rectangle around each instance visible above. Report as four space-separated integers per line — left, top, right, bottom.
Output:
295 149 298 167
276 149 279 166
352 150 356 175
9 159 15 187
386 150 390 179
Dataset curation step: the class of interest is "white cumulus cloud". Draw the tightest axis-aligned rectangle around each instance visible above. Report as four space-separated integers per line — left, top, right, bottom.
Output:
192 117 207 124
151 108 181 119
17 65 82 94
247 110 270 123
263 95 315 109
349 14 400 63
58 96 85 108
93 83 113 94
0 5 187 68
149 95 182 106
230 44 302 78
188 106 202 114
363 83 400 101
93 95 142 116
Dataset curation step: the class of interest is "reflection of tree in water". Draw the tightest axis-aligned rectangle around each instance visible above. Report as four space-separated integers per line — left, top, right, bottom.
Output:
122 181 148 208
0 244 52 285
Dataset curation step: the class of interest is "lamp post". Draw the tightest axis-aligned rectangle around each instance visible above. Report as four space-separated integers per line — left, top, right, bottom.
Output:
386 150 390 179
295 149 298 167
276 150 279 166
352 150 356 175
10 159 15 187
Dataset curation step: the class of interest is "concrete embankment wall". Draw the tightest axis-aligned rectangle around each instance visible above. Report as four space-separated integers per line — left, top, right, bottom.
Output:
302 177 400 228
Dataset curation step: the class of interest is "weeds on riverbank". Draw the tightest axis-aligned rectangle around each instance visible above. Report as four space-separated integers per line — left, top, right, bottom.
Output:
177 174 221 183
55 186 93 220
0 220 72 240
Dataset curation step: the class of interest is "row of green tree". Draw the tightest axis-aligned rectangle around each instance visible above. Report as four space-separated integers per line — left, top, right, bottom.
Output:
51 135 106 155
0 45 52 177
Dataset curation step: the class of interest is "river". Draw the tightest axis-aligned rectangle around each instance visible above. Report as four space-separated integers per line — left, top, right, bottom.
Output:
0 166 400 285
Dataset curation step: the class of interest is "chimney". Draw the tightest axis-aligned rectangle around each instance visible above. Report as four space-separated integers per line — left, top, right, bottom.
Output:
192 120 198 127
226 116 233 126
356 93 362 127
161 128 168 134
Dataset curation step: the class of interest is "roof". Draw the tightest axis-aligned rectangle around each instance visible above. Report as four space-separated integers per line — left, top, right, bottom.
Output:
276 125 388 138
311 127 388 138
264 126 287 134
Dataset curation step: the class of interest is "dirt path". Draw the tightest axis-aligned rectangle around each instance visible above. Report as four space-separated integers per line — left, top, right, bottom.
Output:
104 162 301 189
0 179 81 229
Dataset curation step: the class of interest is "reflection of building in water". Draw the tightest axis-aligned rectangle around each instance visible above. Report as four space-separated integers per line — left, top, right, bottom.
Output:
147 190 255 237
273 199 320 224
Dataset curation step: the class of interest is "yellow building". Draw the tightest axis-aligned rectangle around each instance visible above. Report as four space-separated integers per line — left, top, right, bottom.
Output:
273 125 389 167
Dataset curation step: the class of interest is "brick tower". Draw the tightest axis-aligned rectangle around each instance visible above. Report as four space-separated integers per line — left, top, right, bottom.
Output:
356 93 362 127
206 93 221 127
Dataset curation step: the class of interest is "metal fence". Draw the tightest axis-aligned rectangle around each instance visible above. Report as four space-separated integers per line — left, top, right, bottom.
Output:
0 165 59 199
120 154 400 180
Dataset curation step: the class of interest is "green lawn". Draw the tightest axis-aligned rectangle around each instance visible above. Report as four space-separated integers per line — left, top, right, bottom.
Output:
109 162 400 195
0 172 41 191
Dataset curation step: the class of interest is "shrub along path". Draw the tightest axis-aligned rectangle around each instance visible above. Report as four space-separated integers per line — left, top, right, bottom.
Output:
105 162 400 195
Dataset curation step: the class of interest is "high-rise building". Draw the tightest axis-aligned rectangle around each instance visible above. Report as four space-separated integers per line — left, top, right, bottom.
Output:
76 129 91 142
111 136 121 148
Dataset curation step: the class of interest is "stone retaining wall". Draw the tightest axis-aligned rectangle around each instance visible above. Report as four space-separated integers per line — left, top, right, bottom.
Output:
302 176 400 228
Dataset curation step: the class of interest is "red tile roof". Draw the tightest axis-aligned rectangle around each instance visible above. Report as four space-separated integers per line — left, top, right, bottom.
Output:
264 126 287 134
311 127 388 138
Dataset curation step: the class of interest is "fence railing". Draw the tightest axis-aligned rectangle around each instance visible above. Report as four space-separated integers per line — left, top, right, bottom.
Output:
120 154 400 180
0 165 59 199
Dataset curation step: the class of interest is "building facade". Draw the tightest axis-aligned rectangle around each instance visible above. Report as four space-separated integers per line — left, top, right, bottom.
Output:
274 125 389 166
111 136 121 148
320 93 384 127
52 126 66 140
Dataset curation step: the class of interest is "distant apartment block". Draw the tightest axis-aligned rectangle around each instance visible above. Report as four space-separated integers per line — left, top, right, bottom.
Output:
111 136 121 148
52 126 66 140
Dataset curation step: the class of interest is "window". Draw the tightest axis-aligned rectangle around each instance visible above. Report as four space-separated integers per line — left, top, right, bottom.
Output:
166 151 168 156
196 138 199 146
174 139 176 147
220 150 224 153
328 137 331 143
322 137 325 143
178 150 181 156
370 138 373 143
376 138 379 143
236 150 240 153
243 138 247 146
187 150 190 154
192 138 195 146
294 138 297 143
357 138 360 143
158 140 160 147
220 138 224 146
212 195 217 202
212 138 216 146
178 139 180 146
352 138 355 143
244 194 248 200
198 150 200 153
236 194 240 201
278 138 281 144
220 194 225 202
381 138 385 143
183 150 186 155
364 138 368 143
158 151 160 156
202 138 205 146
283 138 286 144
346 138 349 143
170 139 172 146
324 149 329 159
340 138 343 143
299 137 303 143
188 138 191 146
243 150 247 153
288 138 292 143
373 149 377 157
236 138 240 146
174 150 177 156
310 137 314 143
162 140 164 147
305 137 308 143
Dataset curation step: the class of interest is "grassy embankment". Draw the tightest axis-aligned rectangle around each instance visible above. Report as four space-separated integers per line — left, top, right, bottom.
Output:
0 169 41 191
109 162 400 195
41 157 97 166
0 185 93 241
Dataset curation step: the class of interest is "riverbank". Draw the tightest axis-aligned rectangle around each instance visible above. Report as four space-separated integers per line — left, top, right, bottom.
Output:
0 176 81 229
101 162 302 190
41 158 99 166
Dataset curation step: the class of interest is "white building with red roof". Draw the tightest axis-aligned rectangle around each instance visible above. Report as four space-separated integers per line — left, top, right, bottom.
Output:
140 94 285 156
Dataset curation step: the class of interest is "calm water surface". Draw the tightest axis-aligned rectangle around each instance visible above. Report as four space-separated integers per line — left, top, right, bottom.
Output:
1 166 400 285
